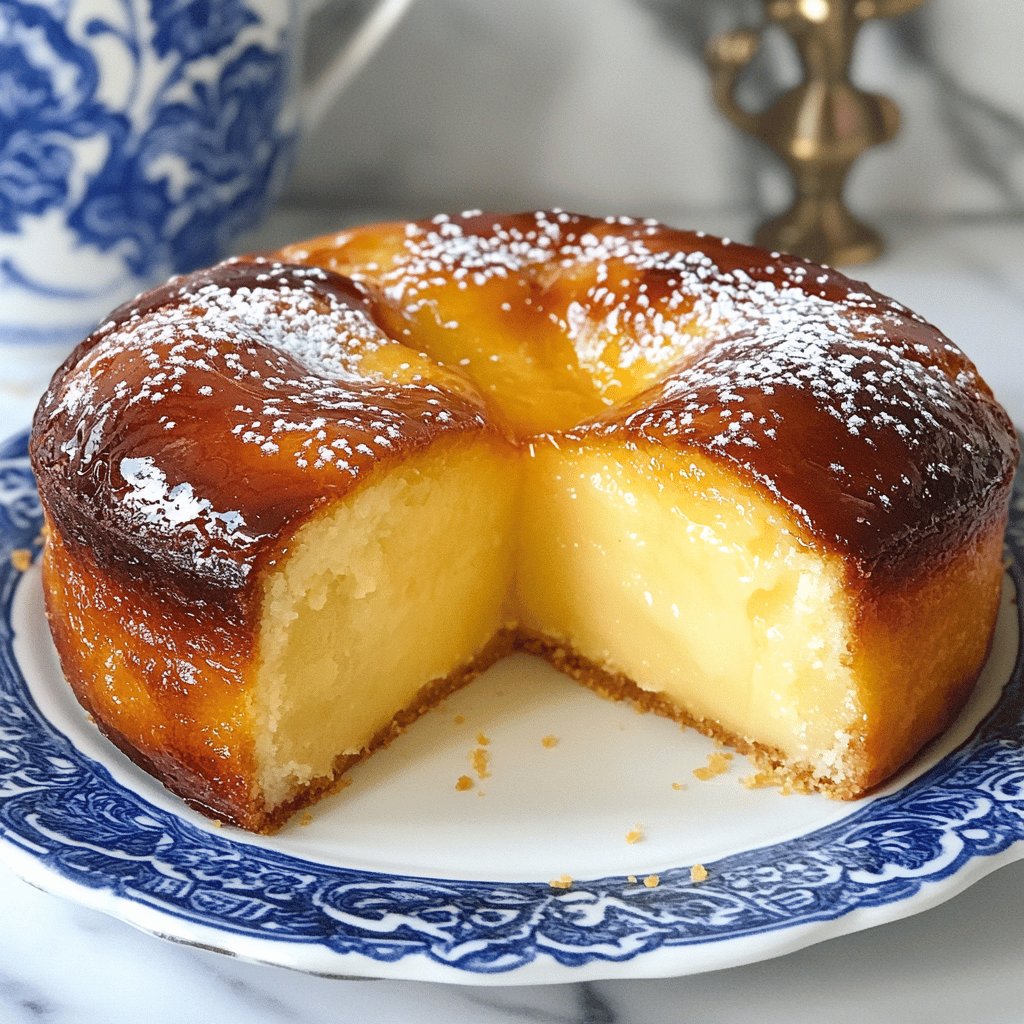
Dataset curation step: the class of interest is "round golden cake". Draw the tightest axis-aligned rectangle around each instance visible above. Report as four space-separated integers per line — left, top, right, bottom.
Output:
31 211 1018 832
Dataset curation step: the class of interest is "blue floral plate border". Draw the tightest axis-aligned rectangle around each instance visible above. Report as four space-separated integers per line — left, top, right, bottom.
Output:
1 426 1023 985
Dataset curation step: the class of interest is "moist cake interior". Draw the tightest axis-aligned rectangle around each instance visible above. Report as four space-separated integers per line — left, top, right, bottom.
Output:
254 439 517 808
241 277 1003 821
250 428 863 814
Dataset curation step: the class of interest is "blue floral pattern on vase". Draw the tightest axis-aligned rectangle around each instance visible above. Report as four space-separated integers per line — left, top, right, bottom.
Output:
1 427 1024 979
0 0 297 343
0 1 114 232
68 42 290 275
150 0 259 63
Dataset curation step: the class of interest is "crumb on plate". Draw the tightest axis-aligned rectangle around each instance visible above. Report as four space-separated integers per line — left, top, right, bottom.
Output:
471 746 490 779
741 766 795 795
693 751 733 781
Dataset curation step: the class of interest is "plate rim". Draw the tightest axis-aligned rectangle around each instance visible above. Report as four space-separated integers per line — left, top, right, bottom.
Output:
2 426 1024 985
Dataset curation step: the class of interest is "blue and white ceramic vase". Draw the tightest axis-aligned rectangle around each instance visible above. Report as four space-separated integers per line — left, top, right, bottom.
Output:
0 0 303 350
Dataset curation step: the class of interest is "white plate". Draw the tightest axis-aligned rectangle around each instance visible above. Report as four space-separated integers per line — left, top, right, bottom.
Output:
2 427 1024 985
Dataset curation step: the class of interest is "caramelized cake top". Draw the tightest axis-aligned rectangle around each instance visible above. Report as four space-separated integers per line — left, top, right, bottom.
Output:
32 211 1018 598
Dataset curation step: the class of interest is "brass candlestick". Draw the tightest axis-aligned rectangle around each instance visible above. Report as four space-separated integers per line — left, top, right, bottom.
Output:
706 0 923 265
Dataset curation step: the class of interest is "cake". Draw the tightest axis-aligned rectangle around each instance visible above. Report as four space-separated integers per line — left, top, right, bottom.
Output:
30 211 1018 832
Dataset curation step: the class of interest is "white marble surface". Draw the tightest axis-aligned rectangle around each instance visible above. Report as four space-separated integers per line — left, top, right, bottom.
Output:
1 211 1023 1021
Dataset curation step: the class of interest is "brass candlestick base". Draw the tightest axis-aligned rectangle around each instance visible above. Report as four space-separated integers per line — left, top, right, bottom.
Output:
756 196 884 267
706 0 923 265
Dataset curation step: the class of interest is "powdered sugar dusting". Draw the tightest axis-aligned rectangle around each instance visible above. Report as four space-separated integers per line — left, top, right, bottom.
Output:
35 212 1017 585
320 209 1012 562
35 258 489 590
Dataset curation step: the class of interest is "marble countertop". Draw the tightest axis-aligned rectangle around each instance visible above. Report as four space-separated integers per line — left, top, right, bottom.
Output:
1 211 1023 1022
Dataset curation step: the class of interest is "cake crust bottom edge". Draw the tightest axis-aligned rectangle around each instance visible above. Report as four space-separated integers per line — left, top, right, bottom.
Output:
48 622 998 834
39 518 1005 834
243 626 996 834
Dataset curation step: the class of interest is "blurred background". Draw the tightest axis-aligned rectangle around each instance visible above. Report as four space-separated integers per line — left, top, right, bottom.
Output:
292 0 1024 233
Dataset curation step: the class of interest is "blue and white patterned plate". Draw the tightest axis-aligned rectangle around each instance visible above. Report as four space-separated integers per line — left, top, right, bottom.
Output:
1 425 1023 985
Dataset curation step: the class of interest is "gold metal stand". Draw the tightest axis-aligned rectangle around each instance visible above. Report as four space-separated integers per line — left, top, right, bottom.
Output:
706 0 923 265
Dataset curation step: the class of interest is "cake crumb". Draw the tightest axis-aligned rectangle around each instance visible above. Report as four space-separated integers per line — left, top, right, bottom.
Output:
671 781 685 791
625 825 645 845
627 874 637 884
212 820 223 829
693 752 733 780
299 812 314 827
741 766 795 795
455 774 474 791
476 732 490 746
643 874 660 888
471 747 490 779
549 874 573 890
690 863 709 883
453 714 465 725
541 734 559 749
10 549 31 572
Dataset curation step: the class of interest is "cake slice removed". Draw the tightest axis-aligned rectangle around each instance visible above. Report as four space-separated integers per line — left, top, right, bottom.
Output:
43 426 1005 831
515 438 1004 796
236 434 1004 826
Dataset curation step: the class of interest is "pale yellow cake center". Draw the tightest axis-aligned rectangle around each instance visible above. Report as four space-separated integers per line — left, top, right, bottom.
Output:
515 440 856 764
251 432 861 809
253 438 517 807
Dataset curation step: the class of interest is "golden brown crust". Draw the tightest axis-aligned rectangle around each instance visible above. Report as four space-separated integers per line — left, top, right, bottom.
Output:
288 211 1018 578
33 213 1018 600
41 517 259 823
845 514 1008 790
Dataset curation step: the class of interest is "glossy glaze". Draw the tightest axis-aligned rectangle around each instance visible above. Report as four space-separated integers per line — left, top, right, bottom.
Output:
33 212 1018 601
31 258 491 610
287 211 1017 575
